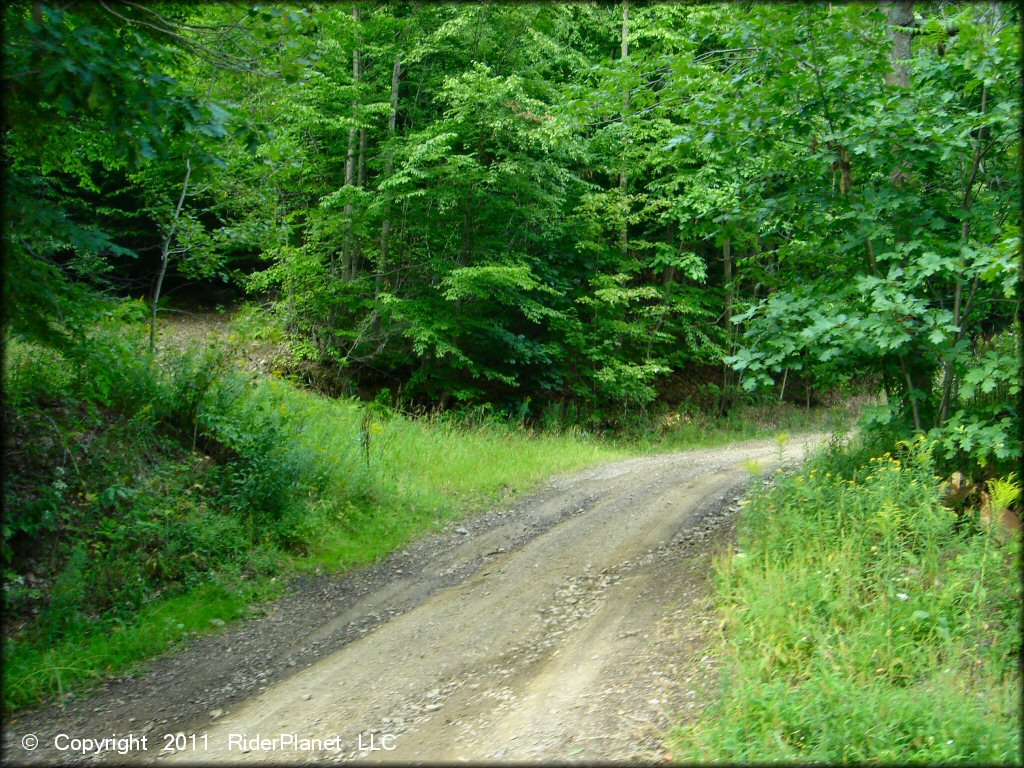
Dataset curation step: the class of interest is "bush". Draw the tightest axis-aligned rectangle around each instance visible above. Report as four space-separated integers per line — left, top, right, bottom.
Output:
3 338 73 408
159 342 231 440
200 371 323 546
1 330 321 653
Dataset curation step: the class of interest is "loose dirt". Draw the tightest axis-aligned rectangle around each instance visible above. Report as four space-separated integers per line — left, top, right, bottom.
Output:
4 435 823 765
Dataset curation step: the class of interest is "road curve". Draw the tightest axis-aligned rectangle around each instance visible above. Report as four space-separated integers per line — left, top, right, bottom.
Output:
4 435 823 765
158 435 822 764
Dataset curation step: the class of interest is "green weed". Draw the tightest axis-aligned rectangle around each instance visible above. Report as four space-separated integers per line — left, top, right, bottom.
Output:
2 333 625 712
670 437 1021 763
628 401 849 454
4 579 281 712
246 376 627 571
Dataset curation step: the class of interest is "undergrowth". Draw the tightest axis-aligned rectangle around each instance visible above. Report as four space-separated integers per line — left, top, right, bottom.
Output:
669 435 1021 763
1 321 625 712
628 400 849 453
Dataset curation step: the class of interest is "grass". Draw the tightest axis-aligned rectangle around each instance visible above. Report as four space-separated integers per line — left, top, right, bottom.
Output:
244 375 630 572
668 435 1021 763
2 320 838 715
1 334 628 711
5 579 282 710
627 400 855 454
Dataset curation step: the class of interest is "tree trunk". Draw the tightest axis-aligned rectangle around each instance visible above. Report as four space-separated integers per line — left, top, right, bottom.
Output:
342 6 362 281
936 265 963 427
898 353 923 431
723 237 733 331
882 1 927 431
377 56 402 297
351 123 367 278
882 1 914 88
149 158 192 353
357 128 367 189
937 77 988 429
618 0 629 254
719 236 733 416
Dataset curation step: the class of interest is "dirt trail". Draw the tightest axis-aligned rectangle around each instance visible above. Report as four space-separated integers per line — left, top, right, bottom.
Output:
5 435 823 765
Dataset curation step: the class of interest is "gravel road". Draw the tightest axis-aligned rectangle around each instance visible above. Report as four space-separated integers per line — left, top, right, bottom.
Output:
4 434 823 765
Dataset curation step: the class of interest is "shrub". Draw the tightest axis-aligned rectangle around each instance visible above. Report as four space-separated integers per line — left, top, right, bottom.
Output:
200 371 322 546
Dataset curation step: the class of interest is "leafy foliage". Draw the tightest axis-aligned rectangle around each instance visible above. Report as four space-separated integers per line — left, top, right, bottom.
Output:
690 4 1021 471
7 3 1015 448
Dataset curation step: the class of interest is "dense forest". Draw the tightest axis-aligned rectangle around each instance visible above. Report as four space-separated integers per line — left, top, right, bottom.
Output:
6 1 1019 439
2 2 1020 762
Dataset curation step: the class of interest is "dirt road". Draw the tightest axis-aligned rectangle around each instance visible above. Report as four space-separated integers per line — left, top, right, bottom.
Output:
5 435 822 765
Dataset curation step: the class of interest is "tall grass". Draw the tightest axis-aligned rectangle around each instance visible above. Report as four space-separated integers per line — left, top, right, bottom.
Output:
630 401 851 453
238 376 627 570
670 436 1021 763
2 332 625 711
4 579 282 713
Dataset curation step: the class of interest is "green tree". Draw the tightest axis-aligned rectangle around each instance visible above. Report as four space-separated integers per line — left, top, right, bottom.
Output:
654 3 1021 469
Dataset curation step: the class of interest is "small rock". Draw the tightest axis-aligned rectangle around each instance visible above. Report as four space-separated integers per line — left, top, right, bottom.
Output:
303 693 312 701
210 709 224 719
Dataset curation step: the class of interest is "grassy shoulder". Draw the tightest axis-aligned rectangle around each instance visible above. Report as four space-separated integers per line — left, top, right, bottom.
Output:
1 326 627 712
668 436 1021 763
629 400 849 454
239 375 630 574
